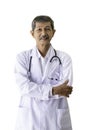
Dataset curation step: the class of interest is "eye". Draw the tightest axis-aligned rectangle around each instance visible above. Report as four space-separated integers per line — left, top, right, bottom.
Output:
36 28 42 32
45 27 51 31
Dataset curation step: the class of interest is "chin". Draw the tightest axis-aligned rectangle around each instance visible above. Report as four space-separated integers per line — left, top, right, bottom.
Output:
40 40 50 45
40 42 49 46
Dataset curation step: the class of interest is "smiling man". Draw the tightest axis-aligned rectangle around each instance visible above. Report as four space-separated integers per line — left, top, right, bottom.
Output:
15 15 73 130
30 18 55 57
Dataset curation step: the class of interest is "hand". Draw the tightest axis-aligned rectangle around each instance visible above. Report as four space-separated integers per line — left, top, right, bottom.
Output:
52 80 73 97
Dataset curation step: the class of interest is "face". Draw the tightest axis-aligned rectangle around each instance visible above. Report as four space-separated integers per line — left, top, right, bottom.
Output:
31 22 55 48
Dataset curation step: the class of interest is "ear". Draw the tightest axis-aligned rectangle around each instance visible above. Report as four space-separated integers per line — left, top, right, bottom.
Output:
30 30 34 37
52 29 56 37
53 29 56 35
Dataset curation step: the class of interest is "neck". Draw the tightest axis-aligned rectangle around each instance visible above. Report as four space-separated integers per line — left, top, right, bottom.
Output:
37 44 51 57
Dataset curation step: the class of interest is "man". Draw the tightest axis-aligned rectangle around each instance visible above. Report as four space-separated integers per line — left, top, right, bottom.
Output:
15 15 73 130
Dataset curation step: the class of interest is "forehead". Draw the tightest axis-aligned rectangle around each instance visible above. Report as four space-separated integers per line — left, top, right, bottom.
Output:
35 22 51 28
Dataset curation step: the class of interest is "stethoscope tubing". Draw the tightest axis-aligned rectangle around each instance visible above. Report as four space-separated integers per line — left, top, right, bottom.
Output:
28 49 62 72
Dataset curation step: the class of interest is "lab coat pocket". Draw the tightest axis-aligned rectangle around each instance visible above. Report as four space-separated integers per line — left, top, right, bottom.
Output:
56 108 72 130
15 107 30 130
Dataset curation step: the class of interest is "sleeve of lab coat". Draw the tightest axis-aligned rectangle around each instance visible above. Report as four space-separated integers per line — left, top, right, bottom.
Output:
62 53 73 86
49 52 73 98
14 52 52 100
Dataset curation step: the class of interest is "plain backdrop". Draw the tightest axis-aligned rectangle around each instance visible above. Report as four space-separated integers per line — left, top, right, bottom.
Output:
0 0 87 130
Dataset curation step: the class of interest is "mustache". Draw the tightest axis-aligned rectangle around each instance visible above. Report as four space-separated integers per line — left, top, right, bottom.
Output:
40 35 49 40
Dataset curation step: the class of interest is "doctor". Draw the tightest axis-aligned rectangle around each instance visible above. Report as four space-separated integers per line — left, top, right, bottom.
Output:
15 15 73 130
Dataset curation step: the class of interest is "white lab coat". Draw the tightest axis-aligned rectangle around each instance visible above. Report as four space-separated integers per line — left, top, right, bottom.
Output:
14 45 73 130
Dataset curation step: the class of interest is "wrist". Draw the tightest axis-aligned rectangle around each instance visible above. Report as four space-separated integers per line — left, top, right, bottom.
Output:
52 87 56 95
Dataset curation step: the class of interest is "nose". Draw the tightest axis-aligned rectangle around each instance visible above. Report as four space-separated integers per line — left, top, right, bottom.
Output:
41 29 46 35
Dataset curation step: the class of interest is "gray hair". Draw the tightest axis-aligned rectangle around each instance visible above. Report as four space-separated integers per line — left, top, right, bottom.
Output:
31 15 54 31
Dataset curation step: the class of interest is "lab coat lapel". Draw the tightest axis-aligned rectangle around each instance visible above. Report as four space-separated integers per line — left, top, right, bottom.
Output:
42 59 51 82
31 47 43 79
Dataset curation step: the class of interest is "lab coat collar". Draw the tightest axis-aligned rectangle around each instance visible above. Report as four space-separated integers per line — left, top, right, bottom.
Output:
32 44 54 59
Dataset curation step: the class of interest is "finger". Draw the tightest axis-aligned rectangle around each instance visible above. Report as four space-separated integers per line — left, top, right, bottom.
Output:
66 88 73 94
67 90 72 94
67 86 73 91
69 87 73 92
64 92 70 97
58 92 69 97
63 80 69 85
68 86 73 89
63 94 69 98
67 95 69 98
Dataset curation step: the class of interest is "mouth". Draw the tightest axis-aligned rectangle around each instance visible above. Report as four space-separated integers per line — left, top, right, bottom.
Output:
40 35 49 41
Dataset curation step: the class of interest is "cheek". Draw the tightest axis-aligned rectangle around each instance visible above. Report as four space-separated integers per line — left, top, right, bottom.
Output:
49 34 54 39
33 34 39 39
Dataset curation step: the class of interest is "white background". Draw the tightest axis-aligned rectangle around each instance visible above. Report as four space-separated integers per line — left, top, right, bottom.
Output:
0 0 87 130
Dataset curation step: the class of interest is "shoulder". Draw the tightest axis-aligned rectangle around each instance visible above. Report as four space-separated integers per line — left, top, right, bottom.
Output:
16 49 32 62
56 50 72 64
17 49 32 58
58 50 71 58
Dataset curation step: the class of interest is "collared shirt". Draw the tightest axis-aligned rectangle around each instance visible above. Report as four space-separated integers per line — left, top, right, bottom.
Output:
36 45 52 75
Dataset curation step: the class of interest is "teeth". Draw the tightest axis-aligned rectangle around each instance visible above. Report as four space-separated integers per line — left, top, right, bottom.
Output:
40 36 49 40
42 37 48 40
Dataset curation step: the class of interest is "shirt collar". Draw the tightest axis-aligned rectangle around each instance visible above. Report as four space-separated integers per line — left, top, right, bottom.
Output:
36 45 52 60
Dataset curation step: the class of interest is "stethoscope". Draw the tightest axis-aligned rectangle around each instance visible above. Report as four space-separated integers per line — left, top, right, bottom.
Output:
28 49 62 75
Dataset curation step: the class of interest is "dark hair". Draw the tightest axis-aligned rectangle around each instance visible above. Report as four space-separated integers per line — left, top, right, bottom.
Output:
31 15 54 31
